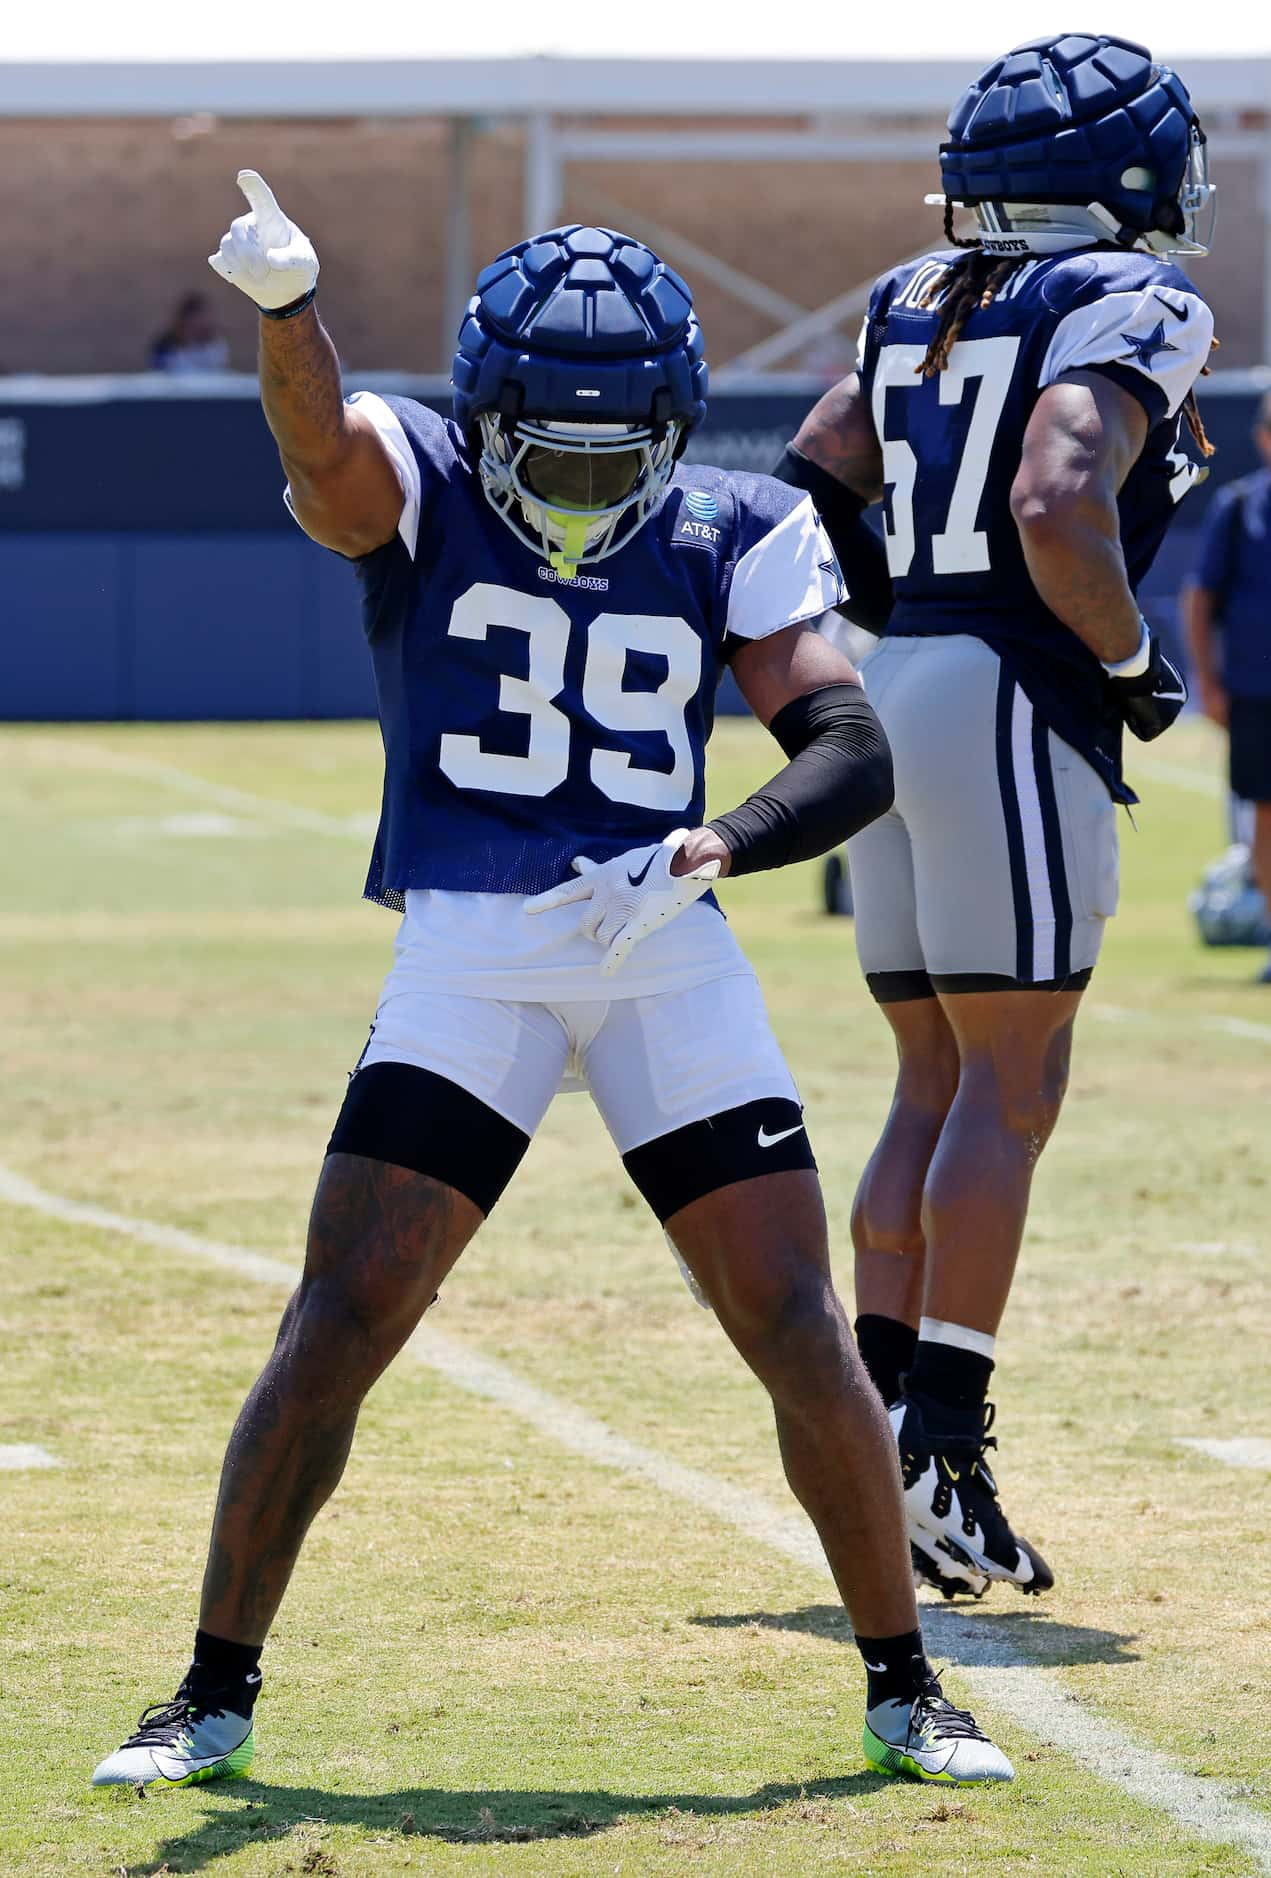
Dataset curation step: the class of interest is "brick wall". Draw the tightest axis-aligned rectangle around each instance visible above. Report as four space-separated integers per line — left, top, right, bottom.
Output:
0 115 1260 375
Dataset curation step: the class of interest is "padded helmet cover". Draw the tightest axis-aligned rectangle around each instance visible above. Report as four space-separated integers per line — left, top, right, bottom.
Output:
452 225 708 435
940 34 1204 244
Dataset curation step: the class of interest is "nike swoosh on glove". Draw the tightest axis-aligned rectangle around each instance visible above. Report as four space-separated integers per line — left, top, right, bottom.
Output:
208 170 319 312
1107 634 1189 742
524 830 720 976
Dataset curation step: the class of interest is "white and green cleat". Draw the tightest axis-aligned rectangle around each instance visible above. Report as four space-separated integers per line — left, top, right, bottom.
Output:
91 1676 257 1787
864 1676 1013 1786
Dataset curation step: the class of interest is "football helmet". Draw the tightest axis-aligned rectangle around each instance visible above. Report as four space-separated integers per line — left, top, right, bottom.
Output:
452 226 708 578
930 34 1215 257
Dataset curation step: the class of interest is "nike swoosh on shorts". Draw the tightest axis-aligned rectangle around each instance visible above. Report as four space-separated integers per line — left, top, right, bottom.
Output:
757 1123 805 1148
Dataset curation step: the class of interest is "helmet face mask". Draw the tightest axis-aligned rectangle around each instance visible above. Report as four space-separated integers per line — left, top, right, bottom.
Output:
933 35 1217 259
476 413 683 578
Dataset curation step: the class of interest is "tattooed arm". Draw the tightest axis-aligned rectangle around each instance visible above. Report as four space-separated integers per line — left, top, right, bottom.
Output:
258 306 404 557
791 372 885 501
1009 371 1148 665
208 170 404 557
775 374 891 633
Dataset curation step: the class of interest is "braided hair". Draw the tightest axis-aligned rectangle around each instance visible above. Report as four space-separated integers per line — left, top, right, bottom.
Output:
919 199 1217 457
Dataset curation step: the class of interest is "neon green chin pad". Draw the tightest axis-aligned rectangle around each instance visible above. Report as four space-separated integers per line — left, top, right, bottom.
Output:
547 511 594 580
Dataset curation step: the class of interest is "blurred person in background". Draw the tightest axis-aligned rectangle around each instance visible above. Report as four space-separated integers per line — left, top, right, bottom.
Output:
1183 391 1271 983
776 34 1215 1600
149 291 230 373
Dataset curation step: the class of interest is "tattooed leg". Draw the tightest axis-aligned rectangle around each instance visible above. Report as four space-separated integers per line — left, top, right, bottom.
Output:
198 1153 482 1644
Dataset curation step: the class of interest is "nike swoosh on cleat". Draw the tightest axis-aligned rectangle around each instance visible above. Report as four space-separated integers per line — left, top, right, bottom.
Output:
757 1123 805 1148
627 853 657 887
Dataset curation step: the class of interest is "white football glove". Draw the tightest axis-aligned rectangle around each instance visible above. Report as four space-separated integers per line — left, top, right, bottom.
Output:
525 829 720 977
208 170 319 313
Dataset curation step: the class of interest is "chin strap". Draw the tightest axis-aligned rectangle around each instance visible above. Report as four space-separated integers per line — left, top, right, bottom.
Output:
547 511 593 581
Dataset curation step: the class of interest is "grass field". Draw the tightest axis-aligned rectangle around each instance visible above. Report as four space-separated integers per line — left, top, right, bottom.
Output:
1 715 1269 1878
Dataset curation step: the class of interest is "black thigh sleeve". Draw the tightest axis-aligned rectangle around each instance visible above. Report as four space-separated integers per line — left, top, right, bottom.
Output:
327 1062 530 1217
622 1097 817 1225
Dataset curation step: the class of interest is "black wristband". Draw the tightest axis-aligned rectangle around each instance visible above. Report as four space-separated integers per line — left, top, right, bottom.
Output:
772 443 894 635
708 684 894 876
259 287 317 322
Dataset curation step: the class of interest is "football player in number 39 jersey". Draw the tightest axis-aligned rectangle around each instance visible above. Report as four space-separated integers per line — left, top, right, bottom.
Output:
90 193 1015 1789
778 35 1215 1600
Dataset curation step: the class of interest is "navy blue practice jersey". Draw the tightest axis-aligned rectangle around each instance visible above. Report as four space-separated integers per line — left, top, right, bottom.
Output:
858 246 1214 792
338 395 844 902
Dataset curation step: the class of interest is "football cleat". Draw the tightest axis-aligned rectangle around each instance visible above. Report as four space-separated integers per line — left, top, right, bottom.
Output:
891 1395 1053 1595
91 1675 257 1787
864 1672 1014 1785
910 1534 988 1602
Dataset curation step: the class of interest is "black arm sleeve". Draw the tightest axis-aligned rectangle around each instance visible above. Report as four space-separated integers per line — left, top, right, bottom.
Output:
707 685 894 877
773 443 894 635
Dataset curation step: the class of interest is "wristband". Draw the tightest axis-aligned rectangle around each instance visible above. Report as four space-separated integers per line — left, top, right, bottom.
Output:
1102 618 1152 679
259 287 317 322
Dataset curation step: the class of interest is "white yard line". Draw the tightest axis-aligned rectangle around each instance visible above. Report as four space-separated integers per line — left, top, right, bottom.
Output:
1092 1002 1271 1047
2 1160 1270 1869
0 1443 60 1470
10 739 372 843
1179 1437 1271 1471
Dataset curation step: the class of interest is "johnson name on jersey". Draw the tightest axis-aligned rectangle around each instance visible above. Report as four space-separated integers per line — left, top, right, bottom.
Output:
331 394 843 905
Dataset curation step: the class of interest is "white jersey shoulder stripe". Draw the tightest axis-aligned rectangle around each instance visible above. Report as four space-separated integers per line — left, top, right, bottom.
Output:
725 492 845 644
1039 286 1214 420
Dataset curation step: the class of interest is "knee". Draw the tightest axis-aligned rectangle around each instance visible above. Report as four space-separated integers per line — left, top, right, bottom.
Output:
721 1255 852 1390
851 1183 924 1261
960 1028 1072 1149
275 1271 406 1401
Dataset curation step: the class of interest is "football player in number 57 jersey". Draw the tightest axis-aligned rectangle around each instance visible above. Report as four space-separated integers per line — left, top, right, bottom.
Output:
90 195 1015 1790
778 34 1216 1602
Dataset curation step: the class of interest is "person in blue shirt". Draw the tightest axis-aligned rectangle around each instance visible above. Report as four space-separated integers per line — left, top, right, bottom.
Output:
90 178 1013 1793
1184 392 1271 983
776 35 1215 1601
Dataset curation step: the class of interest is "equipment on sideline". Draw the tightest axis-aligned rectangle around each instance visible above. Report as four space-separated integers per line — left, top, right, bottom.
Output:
1189 845 1271 946
934 33 1215 256
451 226 708 577
208 171 319 314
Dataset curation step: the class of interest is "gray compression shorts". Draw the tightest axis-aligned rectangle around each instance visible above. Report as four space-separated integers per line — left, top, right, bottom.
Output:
848 634 1119 999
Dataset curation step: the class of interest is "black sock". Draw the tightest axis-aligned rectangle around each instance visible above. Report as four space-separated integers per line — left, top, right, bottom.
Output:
906 1338 994 1416
855 1628 930 1709
854 1314 917 1407
190 1629 263 1709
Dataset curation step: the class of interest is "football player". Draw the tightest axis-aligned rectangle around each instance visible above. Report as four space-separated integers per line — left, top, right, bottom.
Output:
90 183 1012 1789
777 35 1215 1599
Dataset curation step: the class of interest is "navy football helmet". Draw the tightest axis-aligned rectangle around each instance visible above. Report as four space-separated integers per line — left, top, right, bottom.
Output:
452 226 708 577
933 34 1215 256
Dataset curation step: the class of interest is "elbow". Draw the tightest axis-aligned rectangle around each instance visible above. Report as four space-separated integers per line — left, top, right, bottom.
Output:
1009 476 1102 549
859 739 895 829
840 723 894 841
